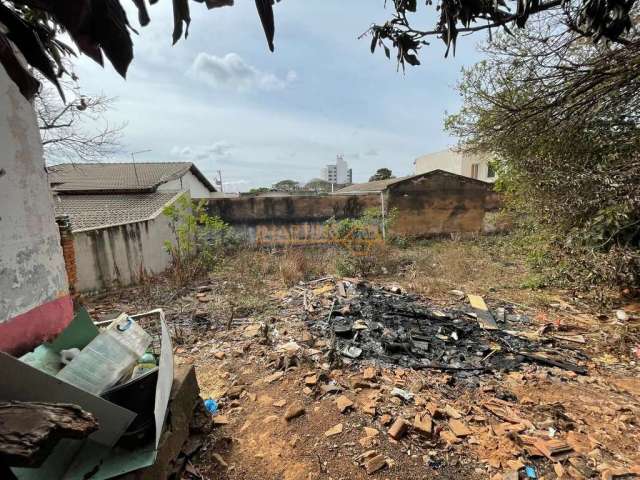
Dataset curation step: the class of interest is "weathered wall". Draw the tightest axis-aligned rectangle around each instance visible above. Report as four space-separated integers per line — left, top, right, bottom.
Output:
207 194 380 244
73 214 174 292
387 172 502 237
0 66 72 355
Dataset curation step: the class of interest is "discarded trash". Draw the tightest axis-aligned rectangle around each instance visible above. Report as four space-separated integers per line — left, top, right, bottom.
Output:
59 348 80 365
56 314 152 395
468 294 499 330
204 398 219 414
390 387 414 402
616 310 628 321
342 345 363 359
524 465 537 478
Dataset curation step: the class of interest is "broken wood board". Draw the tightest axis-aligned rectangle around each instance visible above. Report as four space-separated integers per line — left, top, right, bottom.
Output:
468 294 499 330
0 402 98 468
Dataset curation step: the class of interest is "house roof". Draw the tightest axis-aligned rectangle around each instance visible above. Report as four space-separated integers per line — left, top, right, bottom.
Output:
334 170 492 194
53 191 181 232
47 162 216 193
333 176 410 193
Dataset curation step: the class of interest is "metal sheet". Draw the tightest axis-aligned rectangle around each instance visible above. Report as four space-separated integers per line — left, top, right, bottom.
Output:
130 309 174 448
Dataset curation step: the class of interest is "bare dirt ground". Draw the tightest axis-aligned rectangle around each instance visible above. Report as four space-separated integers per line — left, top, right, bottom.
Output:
85 239 640 480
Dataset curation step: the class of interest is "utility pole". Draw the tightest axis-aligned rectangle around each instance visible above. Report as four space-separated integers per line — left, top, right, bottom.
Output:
217 170 224 193
380 191 386 241
131 149 151 186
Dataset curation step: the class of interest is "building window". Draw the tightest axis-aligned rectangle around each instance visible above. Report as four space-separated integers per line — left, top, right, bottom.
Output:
487 163 496 178
471 163 479 179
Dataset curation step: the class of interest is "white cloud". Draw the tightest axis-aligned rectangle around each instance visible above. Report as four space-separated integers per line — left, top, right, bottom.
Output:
171 141 233 161
206 141 233 157
189 52 297 91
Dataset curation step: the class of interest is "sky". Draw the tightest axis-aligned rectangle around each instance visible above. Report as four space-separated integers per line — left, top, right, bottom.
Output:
71 1 486 192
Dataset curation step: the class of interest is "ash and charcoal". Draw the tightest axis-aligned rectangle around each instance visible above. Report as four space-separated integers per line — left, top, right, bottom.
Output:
308 282 586 374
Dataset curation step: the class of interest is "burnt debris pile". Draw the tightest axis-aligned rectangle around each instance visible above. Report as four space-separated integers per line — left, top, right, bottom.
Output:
307 281 586 375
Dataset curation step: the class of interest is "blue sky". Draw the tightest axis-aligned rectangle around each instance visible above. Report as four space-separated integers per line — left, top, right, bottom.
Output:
72 1 486 191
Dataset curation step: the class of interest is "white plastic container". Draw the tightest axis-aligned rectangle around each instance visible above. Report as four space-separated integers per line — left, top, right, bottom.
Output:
56 314 152 395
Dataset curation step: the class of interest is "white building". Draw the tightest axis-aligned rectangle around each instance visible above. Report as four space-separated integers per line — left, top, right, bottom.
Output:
414 149 496 183
321 155 352 185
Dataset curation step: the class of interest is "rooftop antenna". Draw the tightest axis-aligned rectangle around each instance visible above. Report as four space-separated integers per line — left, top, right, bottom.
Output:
130 149 151 186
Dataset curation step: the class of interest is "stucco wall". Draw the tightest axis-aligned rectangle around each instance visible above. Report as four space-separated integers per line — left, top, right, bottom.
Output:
415 149 496 183
73 214 174 292
414 150 464 176
207 194 381 244
0 66 72 355
158 171 211 199
387 172 501 237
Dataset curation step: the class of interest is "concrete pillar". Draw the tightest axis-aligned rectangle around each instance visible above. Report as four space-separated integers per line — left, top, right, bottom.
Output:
0 65 72 356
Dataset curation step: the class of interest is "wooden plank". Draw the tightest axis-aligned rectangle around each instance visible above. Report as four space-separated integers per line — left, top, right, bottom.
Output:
467 294 499 330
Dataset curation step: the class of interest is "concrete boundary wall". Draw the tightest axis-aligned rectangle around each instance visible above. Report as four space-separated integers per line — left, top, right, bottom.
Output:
206 194 381 244
206 173 503 244
72 214 175 292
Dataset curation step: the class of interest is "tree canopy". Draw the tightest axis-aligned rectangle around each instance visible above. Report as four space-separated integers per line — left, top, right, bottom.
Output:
446 11 640 288
272 179 301 192
369 168 394 182
1 0 637 101
304 178 332 192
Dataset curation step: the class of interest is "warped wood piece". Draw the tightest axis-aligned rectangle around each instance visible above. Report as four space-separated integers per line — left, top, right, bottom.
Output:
0 401 99 468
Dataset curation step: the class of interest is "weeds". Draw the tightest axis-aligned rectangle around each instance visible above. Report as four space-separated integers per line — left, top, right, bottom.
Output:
163 194 240 286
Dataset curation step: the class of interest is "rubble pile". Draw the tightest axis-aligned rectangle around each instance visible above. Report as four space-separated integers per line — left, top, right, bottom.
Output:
305 280 586 375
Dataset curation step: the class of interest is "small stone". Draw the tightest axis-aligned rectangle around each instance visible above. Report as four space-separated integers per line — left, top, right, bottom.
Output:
214 351 226 360
449 419 472 437
440 430 461 444
380 414 393 426
364 455 387 474
302 387 313 395
361 401 376 416
414 413 433 436
304 374 318 386
324 423 343 437
444 405 462 419
226 386 244 399
284 403 306 421
363 427 379 437
388 418 409 440
359 435 377 448
213 415 229 426
362 366 377 380
273 399 287 408
264 371 284 384
336 395 354 413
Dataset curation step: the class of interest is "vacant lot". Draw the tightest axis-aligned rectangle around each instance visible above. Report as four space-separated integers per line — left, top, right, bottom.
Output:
87 237 640 479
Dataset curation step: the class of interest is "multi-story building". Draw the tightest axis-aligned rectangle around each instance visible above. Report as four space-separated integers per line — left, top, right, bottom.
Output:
321 155 352 185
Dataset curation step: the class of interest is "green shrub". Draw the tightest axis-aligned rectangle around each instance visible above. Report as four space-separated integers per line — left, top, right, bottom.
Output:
163 194 239 285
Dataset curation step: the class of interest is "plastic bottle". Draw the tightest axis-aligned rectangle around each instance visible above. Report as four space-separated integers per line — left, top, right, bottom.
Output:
56 315 152 395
